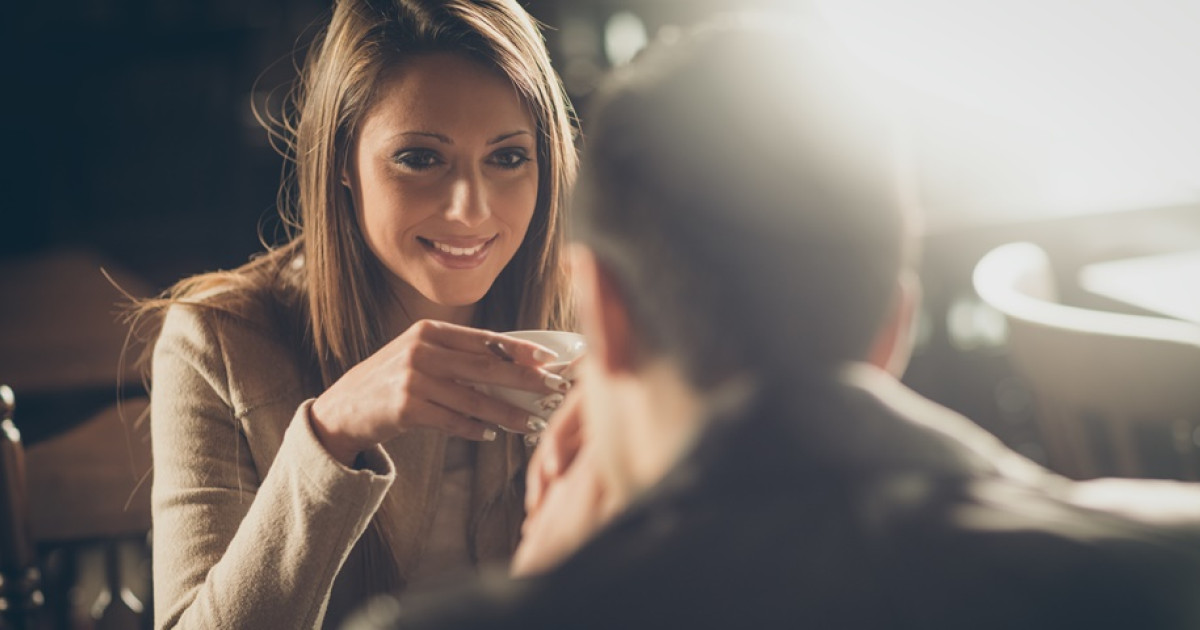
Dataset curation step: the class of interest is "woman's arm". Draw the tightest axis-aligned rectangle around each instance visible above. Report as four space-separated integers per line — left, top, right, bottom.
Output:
150 305 394 629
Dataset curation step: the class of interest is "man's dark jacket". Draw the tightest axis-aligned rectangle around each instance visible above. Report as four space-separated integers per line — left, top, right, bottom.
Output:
348 365 1200 629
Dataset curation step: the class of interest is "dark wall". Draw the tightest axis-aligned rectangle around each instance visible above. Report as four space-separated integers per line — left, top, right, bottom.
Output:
6 1 329 288
3 0 796 290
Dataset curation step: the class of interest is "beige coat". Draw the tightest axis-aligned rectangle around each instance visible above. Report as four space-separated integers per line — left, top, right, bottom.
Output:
150 289 526 629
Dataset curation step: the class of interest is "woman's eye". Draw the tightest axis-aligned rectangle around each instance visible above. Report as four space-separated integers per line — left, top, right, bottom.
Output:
490 148 532 170
393 149 442 171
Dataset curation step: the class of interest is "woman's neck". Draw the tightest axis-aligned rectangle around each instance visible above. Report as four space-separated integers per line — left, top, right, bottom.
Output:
381 280 477 336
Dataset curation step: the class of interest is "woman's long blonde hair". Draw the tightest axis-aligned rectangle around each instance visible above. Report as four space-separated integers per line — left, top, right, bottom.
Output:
131 0 577 593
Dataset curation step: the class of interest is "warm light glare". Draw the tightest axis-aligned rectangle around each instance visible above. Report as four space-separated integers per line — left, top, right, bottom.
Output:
814 0 1200 227
604 11 649 67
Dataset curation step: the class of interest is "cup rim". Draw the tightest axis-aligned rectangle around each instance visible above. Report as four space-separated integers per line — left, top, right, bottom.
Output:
500 330 585 363
502 329 585 339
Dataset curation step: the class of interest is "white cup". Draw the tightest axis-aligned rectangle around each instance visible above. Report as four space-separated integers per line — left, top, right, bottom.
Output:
479 330 586 420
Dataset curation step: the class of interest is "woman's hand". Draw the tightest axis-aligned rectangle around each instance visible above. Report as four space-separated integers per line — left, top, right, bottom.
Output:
309 320 570 465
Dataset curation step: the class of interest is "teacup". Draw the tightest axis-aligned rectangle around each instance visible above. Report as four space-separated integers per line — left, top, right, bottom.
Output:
478 330 586 420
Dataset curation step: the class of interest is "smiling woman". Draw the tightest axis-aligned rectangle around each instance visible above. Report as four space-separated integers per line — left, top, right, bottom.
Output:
126 1 578 628
348 53 541 320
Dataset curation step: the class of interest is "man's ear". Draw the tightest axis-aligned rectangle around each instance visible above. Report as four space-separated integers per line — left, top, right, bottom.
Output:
569 245 638 375
867 270 920 378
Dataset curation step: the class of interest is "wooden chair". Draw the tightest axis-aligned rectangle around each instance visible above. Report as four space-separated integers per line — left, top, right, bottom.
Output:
973 242 1200 480
0 384 46 628
1 386 153 629
24 396 153 629
0 251 155 627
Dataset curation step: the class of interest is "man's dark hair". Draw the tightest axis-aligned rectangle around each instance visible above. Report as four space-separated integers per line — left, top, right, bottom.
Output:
571 15 912 389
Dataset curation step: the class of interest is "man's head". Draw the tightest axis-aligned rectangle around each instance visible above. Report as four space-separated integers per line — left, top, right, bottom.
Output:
567 15 919 495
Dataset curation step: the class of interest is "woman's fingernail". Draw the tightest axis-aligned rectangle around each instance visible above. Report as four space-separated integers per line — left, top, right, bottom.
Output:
534 393 565 414
532 346 559 363
526 416 548 432
559 364 578 382
485 340 515 362
543 373 571 393
482 428 498 442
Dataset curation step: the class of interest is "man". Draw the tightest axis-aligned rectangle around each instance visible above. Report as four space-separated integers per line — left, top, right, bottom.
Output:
348 15 1200 629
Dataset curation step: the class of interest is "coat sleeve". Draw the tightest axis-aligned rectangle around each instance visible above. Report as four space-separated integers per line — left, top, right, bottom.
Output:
150 304 395 629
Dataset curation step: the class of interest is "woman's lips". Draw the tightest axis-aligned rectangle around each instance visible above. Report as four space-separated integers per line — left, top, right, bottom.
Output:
418 235 496 269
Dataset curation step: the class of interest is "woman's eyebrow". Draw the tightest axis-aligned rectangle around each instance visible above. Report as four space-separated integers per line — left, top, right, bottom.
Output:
488 130 532 144
399 131 453 144
393 130 531 145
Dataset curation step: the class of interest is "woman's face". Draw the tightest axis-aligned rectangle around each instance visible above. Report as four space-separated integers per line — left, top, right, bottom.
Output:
346 52 539 317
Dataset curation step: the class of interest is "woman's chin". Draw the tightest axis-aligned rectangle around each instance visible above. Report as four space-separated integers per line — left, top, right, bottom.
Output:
389 270 496 313
422 285 493 310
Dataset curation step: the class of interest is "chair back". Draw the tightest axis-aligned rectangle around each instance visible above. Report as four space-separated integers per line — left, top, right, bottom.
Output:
25 397 152 543
973 242 1200 479
0 387 153 628
0 385 47 627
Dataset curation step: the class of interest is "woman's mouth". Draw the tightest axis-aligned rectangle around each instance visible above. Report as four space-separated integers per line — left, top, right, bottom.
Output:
418 235 496 269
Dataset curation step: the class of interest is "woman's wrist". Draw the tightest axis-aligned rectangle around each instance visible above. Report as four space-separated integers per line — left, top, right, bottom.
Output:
308 397 364 467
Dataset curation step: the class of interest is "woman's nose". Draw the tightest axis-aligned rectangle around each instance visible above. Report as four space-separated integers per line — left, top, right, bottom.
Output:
444 170 490 227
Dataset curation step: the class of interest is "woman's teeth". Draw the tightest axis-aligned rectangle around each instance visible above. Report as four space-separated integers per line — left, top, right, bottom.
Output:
432 240 486 257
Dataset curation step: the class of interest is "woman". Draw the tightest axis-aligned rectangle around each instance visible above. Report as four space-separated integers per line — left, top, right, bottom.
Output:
138 0 577 627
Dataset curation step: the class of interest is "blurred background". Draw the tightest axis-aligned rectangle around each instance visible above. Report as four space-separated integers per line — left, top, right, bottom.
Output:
6 0 1199 449
2 0 1199 627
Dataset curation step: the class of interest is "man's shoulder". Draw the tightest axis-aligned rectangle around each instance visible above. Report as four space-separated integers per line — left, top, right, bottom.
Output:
578 473 1200 628
375 480 1200 630
356 369 1200 630
871 473 1200 627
